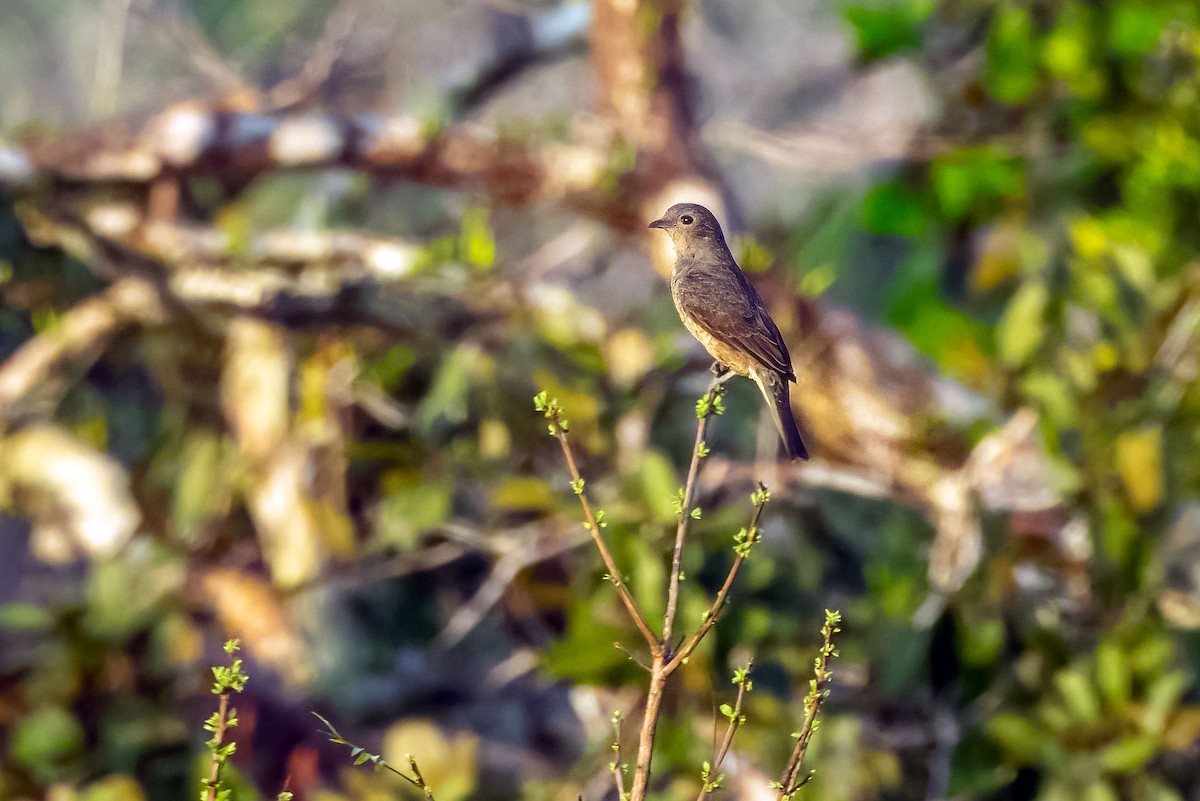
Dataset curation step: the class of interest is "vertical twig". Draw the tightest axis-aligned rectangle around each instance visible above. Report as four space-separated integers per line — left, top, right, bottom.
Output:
610 711 628 800
204 693 231 801
628 379 726 801
696 660 753 801
202 640 248 801
663 382 722 646
774 610 842 800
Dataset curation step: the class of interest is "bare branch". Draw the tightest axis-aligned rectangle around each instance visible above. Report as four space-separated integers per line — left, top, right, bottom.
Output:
265 0 362 111
0 278 164 425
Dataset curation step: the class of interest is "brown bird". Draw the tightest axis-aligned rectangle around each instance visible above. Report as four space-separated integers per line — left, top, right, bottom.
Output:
649 202 809 460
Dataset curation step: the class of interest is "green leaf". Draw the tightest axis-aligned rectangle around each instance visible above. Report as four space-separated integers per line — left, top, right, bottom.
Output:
986 6 1039 104
638 450 680 523
0 602 55 631
1108 3 1166 55
1099 736 1157 773
997 282 1048 365
930 147 1024 222
1141 671 1188 734
415 347 474 434
12 707 85 782
860 182 927 237
986 713 1044 764
1054 668 1101 725
842 0 933 61
491 477 556 513
1094 640 1131 711
460 206 496 269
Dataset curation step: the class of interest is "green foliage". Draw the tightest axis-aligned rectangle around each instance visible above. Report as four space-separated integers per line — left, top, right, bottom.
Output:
6 1 1200 799
199 640 249 801
842 0 934 61
825 0 1200 794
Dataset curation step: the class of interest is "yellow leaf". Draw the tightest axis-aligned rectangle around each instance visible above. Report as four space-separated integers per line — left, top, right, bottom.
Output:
606 327 655 388
1070 216 1108 260
491 477 555 512
972 221 1022 292
383 719 478 801
1115 425 1163 512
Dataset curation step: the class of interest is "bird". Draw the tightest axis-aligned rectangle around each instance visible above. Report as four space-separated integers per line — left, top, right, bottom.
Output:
649 202 809 460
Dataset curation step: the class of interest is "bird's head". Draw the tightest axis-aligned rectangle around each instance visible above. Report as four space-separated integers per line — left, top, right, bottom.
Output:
648 203 727 249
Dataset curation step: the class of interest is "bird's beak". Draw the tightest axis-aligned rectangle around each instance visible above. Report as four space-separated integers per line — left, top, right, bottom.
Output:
648 218 668 229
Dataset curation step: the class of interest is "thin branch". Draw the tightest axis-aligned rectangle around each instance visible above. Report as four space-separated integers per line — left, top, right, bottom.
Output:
696 661 753 801
436 524 590 648
667 484 769 673
202 640 248 801
314 712 436 799
537 381 761 801
203 693 230 801
610 711 628 801
265 0 362 110
774 611 842 800
663 379 725 646
535 392 659 651
627 376 726 801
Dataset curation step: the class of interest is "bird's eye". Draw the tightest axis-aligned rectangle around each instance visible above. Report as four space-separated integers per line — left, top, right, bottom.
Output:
680 214 694 225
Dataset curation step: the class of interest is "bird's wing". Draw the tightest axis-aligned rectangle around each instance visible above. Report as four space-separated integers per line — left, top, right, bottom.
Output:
676 272 796 381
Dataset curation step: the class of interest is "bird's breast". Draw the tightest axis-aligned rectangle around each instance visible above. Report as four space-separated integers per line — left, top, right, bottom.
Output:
671 277 754 376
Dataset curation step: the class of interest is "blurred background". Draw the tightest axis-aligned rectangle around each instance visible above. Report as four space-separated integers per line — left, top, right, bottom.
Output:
2 0 1200 799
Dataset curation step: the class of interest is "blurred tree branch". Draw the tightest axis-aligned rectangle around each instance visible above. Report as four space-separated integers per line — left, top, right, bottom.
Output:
0 0 1085 616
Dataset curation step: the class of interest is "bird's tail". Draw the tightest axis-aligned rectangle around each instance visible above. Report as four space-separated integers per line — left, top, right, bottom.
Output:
750 369 809 461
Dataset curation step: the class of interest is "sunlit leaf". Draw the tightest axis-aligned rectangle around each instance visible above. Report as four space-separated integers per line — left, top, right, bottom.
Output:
1100 736 1156 773
1115 425 1163 512
997 282 1048 366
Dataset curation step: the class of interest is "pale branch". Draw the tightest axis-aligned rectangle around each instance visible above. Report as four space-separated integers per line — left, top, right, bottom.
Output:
21 103 609 207
0 277 165 425
444 1 592 115
435 523 591 648
264 0 362 111
14 205 487 339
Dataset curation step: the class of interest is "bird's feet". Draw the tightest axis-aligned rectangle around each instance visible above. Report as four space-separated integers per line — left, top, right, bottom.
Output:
710 362 736 385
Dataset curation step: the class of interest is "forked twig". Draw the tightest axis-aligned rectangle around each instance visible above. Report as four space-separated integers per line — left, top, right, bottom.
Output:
536 377 769 801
